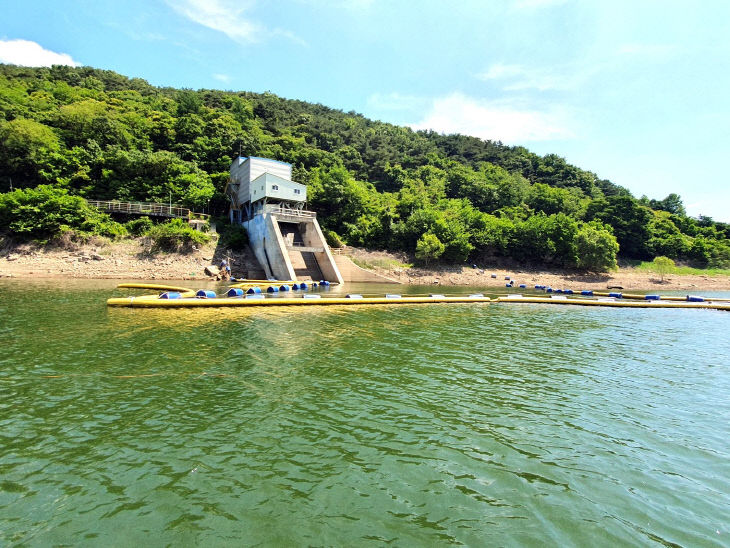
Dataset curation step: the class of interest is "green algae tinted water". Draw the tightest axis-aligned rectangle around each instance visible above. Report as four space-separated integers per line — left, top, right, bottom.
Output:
1 279 729 547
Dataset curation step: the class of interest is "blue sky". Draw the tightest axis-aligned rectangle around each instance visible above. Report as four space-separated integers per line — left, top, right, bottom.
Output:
2 0 729 221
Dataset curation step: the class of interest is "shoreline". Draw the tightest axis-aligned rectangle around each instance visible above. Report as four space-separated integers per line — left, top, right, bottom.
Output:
2 242 730 292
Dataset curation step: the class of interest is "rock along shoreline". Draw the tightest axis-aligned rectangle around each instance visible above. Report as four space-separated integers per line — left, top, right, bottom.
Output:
2 241 729 292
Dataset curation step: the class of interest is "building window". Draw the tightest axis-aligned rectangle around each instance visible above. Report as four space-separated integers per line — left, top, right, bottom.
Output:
272 185 278 191
294 189 301 194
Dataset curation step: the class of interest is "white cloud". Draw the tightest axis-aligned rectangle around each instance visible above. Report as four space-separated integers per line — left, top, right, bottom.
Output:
213 73 232 83
0 39 80 67
167 0 262 44
167 0 305 46
409 92 573 143
477 62 589 92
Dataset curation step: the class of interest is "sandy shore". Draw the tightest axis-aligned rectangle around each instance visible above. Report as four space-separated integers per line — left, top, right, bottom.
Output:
2 241 729 292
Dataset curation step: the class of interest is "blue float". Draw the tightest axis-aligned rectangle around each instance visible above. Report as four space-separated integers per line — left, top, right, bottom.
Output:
195 290 216 299
279 284 291 291
645 294 661 300
267 286 279 293
159 291 182 299
581 290 593 296
546 287 553 293
519 284 526 288
245 287 261 295
228 288 245 297
687 295 704 302
291 283 300 290
608 292 623 298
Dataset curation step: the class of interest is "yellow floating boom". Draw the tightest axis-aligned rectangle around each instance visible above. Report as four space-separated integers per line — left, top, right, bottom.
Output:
107 295 493 308
117 283 195 293
496 295 730 310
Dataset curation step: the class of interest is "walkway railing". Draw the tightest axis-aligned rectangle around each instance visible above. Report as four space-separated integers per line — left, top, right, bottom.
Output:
86 200 209 220
265 204 317 221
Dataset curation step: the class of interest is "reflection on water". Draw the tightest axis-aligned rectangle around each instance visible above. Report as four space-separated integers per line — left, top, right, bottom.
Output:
1 279 729 546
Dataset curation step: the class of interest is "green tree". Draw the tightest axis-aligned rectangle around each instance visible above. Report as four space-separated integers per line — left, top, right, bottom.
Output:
415 232 445 264
0 118 60 185
575 221 619 271
585 195 652 259
652 256 675 282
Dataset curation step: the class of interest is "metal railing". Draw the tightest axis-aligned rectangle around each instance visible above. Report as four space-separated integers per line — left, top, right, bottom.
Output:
265 204 317 219
86 200 209 220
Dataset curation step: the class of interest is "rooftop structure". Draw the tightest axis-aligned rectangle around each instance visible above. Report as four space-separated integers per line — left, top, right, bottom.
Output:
226 157 306 222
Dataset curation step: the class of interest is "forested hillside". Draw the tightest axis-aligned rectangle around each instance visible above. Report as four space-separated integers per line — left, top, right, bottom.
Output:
1 63 729 270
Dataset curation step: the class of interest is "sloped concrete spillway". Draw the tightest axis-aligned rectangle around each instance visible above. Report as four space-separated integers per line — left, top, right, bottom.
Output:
244 208 343 284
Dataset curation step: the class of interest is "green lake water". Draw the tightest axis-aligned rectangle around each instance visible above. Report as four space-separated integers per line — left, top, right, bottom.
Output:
1 279 729 546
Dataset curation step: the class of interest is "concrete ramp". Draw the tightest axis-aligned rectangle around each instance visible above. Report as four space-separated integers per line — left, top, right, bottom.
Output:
244 210 343 284
333 255 402 284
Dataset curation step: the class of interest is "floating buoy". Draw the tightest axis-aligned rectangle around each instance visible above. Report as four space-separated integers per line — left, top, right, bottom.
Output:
518 284 527 289
292 283 300 290
564 289 574 294
645 295 660 300
687 295 704 302
267 286 279 293
279 284 291 291
608 292 623 298
228 288 245 297
195 290 216 299
159 291 182 299
299 282 308 290
546 287 553 293
245 287 261 295
581 290 593 296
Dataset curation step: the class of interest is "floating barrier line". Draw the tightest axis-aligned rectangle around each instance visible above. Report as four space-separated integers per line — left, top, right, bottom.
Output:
117 283 194 293
107 295 494 308
108 288 730 311
495 296 730 310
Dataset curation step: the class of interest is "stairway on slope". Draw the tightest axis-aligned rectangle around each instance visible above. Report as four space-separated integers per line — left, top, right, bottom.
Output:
278 221 324 281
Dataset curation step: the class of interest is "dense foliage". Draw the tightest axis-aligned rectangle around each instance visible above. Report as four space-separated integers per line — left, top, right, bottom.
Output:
1 64 729 269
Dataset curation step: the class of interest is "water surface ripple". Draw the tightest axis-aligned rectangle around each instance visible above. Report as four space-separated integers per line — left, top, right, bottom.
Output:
1 280 729 546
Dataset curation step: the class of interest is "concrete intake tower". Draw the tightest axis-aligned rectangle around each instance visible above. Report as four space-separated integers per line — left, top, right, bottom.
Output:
225 156 343 284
